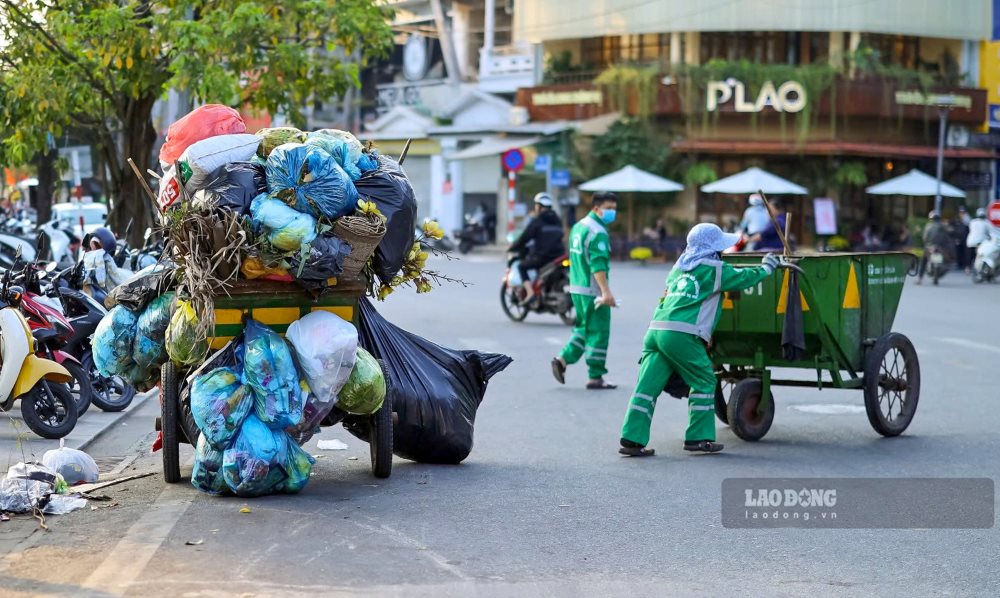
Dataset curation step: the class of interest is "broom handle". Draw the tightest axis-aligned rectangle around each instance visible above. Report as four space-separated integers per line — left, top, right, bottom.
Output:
757 188 792 257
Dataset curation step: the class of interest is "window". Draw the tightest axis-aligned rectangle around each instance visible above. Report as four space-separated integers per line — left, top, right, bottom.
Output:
581 34 669 68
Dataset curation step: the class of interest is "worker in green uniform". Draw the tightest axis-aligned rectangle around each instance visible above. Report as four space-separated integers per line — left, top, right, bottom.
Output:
551 191 618 390
619 223 781 456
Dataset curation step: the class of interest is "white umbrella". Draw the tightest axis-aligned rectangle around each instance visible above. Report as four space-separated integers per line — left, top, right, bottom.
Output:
579 165 683 193
700 166 807 195
865 169 966 198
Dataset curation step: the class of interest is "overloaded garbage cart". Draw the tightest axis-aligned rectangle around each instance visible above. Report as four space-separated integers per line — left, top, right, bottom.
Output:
711 252 920 441
157 279 393 484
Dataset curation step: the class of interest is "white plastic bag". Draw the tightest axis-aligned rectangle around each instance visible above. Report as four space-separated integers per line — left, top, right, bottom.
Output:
180 134 261 192
1 463 58 513
42 440 99 485
286 311 358 406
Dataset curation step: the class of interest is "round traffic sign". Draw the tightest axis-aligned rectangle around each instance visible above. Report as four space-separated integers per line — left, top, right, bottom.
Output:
989 201 1000 228
502 149 525 172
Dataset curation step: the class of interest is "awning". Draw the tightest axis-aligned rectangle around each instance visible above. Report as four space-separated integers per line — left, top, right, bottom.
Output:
866 169 966 198
701 167 807 195
673 139 996 159
579 165 683 193
449 137 540 160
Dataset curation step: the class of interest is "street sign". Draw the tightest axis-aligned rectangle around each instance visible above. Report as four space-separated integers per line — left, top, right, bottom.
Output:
534 154 551 172
502 149 525 172
551 169 571 187
988 201 1000 228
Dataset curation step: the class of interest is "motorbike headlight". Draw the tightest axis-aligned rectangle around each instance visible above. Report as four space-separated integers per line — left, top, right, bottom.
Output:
561 259 571 267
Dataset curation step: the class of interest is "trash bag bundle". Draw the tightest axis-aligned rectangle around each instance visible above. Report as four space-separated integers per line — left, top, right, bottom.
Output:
179 134 261 192
191 366 251 450
250 194 317 252
0 463 59 514
241 255 293 282
191 434 227 495
133 292 175 369
356 151 379 174
286 311 358 407
243 319 302 430
280 436 315 494
160 104 247 167
192 161 267 215
41 441 99 485
221 414 289 497
337 347 385 416
288 234 351 290
93 305 139 377
305 130 362 181
166 299 209 366
352 299 512 463
285 376 325 445
265 143 358 219
355 155 417 284
105 265 175 312
256 127 306 159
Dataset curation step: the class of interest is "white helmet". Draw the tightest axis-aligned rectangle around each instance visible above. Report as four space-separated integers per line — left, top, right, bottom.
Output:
749 193 763 207
976 208 986 218
533 192 554 207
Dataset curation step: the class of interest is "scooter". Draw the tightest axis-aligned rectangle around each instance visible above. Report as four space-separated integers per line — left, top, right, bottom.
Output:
973 238 1000 283
925 245 949 285
500 253 575 325
456 211 493 254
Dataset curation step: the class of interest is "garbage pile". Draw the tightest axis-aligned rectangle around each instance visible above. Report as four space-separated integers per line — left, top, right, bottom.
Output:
0 462 88 515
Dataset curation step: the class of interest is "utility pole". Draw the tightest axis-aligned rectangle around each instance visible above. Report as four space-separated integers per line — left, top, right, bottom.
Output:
430 0 462 84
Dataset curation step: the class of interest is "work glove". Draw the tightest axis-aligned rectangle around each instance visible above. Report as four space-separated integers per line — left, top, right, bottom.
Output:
761 253 779 273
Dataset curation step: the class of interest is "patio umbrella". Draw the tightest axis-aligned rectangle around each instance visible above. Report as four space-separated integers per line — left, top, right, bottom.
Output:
579 165 684 238
700 166 808 195
865 169 966 198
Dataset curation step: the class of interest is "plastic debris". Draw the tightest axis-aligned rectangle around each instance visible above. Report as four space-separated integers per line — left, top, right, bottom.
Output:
93 305 138 377
265 143 358 219
286 311 358 407
191 434 228 495
160 104 247 166
221 415 288 497
133 292 175 369
337 348 385 416
166 299 209 366
191 366 251 450
316 439 349 451
250 194 317 252
255 127 306 159
41 440 99 486
243 319 302 430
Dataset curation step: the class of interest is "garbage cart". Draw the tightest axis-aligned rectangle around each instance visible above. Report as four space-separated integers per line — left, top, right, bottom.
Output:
711 252 920 441
157 279 392 483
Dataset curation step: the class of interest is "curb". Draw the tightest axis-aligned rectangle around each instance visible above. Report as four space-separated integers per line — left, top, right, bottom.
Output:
76 389 156 452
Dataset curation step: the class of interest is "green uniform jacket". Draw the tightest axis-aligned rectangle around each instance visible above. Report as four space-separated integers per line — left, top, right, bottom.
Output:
650 260 771 341
567 213 610 296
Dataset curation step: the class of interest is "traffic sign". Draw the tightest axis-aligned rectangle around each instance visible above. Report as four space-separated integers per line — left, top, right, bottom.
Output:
551 169 571 187
534 154 551 172
988 201 1000 228
502 149 525 172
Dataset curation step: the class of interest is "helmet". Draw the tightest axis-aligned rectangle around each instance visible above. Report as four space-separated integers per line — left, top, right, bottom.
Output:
92 227 116 251
533 192 554 208
976 208 986 218
748 193 763 207
928 211 940 221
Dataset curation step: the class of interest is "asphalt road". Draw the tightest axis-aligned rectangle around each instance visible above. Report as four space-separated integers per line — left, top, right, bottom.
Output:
2 254 998 597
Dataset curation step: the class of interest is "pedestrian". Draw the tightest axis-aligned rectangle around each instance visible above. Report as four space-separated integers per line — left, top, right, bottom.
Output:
618 223 781 456
739 193 770 249
967 207 993 251
507 193 566 306
953 209 970 271
551 191 618 390
751 199 786 252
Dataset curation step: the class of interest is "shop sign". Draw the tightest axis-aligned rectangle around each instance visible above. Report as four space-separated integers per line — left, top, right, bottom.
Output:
532 90 603 106
894 91 973 110
706 80 807 113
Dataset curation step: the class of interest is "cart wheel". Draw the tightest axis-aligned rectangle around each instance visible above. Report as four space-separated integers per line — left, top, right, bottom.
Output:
714 379 734 425
727 379 774 442
160 362 181 483
370 360 393 479
863 333 920 437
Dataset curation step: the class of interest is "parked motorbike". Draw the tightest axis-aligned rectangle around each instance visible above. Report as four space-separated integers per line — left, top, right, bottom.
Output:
0 252 76 439
973 238 1000 283
925 245 949 285
500 253 575 325
456 211 493 254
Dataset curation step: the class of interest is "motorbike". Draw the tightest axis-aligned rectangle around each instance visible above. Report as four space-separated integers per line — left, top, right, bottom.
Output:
0 252 76 439
925 245 949 285
973 238 1000 283
456 211 493 254
500 253 575 325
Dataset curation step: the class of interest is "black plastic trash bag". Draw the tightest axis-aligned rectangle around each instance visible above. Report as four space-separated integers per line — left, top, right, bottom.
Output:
349 299 512 464
354 156 417 285
193 161 267 215
105 265 175 312
288 234 351 290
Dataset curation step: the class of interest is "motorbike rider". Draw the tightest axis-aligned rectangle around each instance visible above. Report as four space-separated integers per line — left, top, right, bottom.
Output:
739 193 770 250
917 211 951 284
83 227 128 293
508 193 565 306
967 208 993 252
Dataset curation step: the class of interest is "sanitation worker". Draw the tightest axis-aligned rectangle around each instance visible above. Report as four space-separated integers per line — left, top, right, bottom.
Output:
618 223 781 456
552 191 619 390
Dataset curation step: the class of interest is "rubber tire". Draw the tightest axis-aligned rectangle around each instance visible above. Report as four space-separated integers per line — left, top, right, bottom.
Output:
370 361 393 479
558 296 576 326
499 282 529 322
161 362 181 484
458 239 473 254
714 379 732 425
82 351 136 412
863 332 920 437
63 360 92 417
726 379 775 442
20 382 77 439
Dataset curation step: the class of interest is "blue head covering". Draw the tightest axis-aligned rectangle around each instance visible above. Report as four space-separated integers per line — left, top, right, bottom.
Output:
675 223 740 271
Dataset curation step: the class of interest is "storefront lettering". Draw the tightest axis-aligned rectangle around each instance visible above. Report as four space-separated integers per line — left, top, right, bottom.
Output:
532 90 604 106
706 80 807 113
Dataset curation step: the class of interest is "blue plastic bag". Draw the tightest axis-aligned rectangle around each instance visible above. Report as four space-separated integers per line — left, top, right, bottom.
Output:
132 292 175 369
250 194 317 252
356 151 379 174
191 366 251 450
243 319 302 430
191 434 227 495
305 131 362 181
93 306 138 377
221 414 288 497
280 435 315 494
264 143 358 219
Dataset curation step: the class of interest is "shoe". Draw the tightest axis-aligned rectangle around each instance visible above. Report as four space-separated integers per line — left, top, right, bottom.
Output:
551 357 566 385
586 379 618 390
683 440 724 453
619 439 655 457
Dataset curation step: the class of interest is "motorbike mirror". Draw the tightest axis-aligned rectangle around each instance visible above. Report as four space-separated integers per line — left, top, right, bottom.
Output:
14 245 21 260
45 261 57 273
144 227 152 241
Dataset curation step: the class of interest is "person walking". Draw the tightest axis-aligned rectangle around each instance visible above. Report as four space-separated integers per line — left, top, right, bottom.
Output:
739 193 770 250
551 191 618 390
618 223 781 456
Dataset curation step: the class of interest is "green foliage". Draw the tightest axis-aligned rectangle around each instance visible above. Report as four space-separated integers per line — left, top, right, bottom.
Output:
589 118 669 176
684 162 717 187
832 162 868 188
594 64 660 119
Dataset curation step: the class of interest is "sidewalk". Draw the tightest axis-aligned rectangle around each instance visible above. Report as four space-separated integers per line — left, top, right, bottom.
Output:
0 390 154 471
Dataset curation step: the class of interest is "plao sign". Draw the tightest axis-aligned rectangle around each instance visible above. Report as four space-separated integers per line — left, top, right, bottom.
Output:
707 79 807 113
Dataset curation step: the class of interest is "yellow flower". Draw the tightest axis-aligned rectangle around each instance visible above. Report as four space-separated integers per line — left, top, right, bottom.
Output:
416 278 433 294
422 219 444 240
377 284 394 301
357 200 384 220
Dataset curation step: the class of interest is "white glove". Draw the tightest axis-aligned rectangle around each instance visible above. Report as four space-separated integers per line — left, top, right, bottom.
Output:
762 253 779 273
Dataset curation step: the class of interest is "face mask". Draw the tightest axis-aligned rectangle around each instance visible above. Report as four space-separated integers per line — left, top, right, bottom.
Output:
600 209 617 224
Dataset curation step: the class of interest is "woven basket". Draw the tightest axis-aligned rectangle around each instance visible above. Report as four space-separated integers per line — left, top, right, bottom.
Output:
334 215 387 280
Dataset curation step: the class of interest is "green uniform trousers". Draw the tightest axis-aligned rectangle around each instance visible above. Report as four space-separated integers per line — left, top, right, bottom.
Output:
620 329 717 446
559 293 611 380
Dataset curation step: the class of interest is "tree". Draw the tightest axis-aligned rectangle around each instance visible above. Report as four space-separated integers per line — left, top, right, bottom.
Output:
589 118 670 177
0 0 393 242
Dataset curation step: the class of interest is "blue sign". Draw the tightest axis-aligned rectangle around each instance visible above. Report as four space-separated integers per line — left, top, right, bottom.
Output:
990 104 1000 129
551 169 571 187
534 154 551 172
502 149 525 172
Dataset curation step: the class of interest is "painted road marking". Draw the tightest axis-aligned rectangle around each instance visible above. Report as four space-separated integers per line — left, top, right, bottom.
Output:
789 404 866 415
545 337 564 346
936 337 1000 355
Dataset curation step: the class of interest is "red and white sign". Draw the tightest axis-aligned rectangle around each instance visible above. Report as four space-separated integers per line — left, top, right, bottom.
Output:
988 201 1000 228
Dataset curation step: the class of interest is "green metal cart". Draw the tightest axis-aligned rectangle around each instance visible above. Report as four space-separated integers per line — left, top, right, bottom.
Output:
711 252 920 441
157 279 393 484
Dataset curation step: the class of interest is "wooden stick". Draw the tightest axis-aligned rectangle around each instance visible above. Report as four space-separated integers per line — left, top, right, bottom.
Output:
784 211 792 257
146 169 162 180
398 138 412 165
127 158 157 203
757 188 792 256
